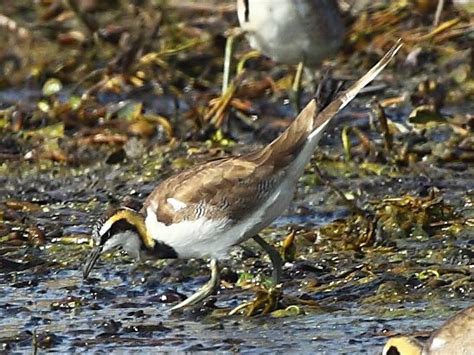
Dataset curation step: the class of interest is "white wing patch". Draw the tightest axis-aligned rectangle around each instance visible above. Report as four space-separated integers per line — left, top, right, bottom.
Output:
167 198 187 211
430 337 447 350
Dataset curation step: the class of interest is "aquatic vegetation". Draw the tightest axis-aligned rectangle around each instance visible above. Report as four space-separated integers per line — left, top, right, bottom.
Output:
0 0 472 352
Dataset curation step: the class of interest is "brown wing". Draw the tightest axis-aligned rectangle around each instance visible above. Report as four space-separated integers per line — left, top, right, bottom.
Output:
144 41 403 226
142 153 285 225
143 99 320 225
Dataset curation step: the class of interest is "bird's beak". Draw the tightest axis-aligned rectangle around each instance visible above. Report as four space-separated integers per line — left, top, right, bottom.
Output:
83 245 103 279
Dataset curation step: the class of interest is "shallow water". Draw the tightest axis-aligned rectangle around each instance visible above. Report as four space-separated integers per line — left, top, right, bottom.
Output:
1 159 473 352
1 38 473 353
1 259 471 354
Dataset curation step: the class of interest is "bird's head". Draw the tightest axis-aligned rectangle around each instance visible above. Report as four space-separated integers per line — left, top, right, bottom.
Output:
82 206 155 279
382 336 422 355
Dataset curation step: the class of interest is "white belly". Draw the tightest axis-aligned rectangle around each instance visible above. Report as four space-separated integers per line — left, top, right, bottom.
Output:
237 0 345 66
145 179 296 260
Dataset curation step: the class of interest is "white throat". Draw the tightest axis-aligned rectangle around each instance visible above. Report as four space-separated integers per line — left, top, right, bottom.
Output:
102 230 142 260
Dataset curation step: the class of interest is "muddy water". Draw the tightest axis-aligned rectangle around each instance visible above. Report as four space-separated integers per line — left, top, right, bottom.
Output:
1 0 473 350
0 155 472 353
0 236 461 354
1 261 470 354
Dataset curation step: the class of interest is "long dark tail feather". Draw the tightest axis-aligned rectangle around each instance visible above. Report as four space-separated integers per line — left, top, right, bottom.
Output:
253 40 403 166
311 40 403 134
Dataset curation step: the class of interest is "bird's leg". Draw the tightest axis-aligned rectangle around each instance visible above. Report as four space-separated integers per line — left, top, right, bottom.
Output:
291 60 305 111
229 236 282 316
252 235 282 285
170 258 220 311
222 28 245 95
206 28 250 127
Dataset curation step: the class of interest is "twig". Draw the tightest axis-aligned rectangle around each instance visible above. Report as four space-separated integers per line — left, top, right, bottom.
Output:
371 100 393 155
433 0 445 28
32 328 38 355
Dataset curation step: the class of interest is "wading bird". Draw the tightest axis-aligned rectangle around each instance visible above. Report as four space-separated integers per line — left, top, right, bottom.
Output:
83 42 402 311
223 0 346 107
383 305 474 355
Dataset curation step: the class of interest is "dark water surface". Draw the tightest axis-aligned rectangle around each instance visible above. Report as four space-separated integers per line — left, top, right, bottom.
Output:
0 157 473 353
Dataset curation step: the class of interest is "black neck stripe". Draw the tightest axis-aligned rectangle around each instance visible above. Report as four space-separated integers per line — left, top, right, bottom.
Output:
149 241 178 259
244 0 249 22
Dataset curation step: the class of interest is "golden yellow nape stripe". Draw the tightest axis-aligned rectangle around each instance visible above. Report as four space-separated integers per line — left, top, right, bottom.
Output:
107 209 156 249
383 336 422 355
